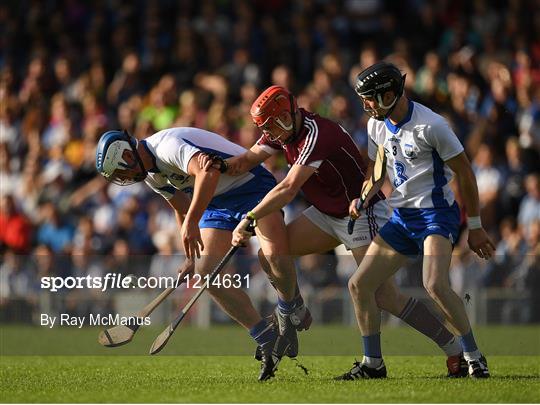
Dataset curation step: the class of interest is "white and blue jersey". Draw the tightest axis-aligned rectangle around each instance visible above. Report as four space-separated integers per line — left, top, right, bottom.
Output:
141 127 276 230
367 101 464 209
367 101 464 255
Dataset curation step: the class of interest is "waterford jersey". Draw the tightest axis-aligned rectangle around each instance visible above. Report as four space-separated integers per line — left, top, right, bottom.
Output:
257 109 382 218
142 127 264 200
367 101 464 209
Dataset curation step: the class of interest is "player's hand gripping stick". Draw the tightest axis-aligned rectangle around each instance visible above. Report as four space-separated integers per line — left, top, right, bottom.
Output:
347 144 387 235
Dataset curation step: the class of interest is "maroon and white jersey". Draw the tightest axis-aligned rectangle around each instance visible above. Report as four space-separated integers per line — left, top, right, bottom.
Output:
257 109 384 218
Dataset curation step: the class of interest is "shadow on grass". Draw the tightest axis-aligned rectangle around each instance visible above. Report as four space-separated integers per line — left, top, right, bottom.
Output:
325 374 540 382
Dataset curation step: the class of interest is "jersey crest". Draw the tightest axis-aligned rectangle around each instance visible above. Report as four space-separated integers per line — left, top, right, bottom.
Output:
404 143 417 160
393 161 409 187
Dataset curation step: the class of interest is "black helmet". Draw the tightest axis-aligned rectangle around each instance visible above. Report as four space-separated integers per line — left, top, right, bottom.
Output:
355 62 406 120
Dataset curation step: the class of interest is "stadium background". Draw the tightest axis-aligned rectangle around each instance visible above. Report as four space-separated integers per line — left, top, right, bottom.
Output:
1 0 540 337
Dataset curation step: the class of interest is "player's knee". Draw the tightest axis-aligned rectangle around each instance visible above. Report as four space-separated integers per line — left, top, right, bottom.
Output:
348 275 369 298
348 277 359 297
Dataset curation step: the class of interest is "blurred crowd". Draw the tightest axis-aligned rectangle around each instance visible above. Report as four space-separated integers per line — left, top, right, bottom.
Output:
1 0 539 323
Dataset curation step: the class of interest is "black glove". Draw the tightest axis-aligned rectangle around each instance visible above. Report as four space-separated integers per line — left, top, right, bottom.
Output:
205 153 229 173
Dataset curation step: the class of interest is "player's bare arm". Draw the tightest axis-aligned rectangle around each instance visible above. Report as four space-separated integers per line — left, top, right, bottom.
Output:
232 164 316 246
446 152 496 260
183 152 221 259
166 192 195 275
198 145 271 176
167 192 189 237
166 188 191 220
227 146 271 176
248 163 315 220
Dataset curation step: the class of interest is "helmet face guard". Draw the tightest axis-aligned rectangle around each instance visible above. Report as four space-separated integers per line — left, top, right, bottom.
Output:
251 85 298 144
355 62 406 121
95 130 147 185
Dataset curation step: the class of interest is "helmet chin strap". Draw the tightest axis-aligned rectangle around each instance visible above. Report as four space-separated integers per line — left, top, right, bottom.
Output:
125 130 148 181
282 94 299 145
132 142 148 182
372 93 399 121
265 95 300 144
368 73 407 121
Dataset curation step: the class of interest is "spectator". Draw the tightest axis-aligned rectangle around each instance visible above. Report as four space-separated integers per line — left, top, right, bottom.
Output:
73 215 106 254
500 137 529 217
0 194 32 254
502 220 540 323
483 217 527 287
0 249 35 322
449 244 484 298
149 231 183 279
518 173 540 238
53 56 78 102
36 201 74 254
414 51 447 107
0 1 538 325
297 251 342 323
472 143 504 232
107 51 145 108
137 75 178 132
445 70 479 145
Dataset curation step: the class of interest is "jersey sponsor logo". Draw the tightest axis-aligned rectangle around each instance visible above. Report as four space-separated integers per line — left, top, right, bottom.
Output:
353 235 368 242
388 136 400 143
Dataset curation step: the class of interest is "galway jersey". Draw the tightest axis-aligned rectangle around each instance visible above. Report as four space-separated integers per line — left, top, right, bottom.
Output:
142 127 266 200
367 101 464 209
257 108 382 218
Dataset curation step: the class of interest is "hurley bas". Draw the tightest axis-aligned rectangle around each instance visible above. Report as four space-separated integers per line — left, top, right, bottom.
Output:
41 313 151 328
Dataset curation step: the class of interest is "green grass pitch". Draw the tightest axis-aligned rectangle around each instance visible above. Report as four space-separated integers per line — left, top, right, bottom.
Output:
1 325 539 403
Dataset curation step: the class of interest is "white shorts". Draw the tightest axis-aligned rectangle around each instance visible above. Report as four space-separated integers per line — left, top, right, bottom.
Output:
302 200 390 249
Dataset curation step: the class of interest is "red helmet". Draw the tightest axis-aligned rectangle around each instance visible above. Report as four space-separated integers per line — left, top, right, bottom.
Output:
250 85 297 131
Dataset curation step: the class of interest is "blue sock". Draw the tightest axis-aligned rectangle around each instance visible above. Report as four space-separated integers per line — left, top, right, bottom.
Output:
459 330 478 353
249 319 276 346
278 297 296 314
362 333 382 358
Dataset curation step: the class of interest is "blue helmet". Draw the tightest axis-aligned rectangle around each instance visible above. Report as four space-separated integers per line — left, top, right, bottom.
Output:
95 130 147 185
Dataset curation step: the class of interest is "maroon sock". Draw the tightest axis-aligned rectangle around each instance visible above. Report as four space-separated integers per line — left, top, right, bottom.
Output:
399 298 454 347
